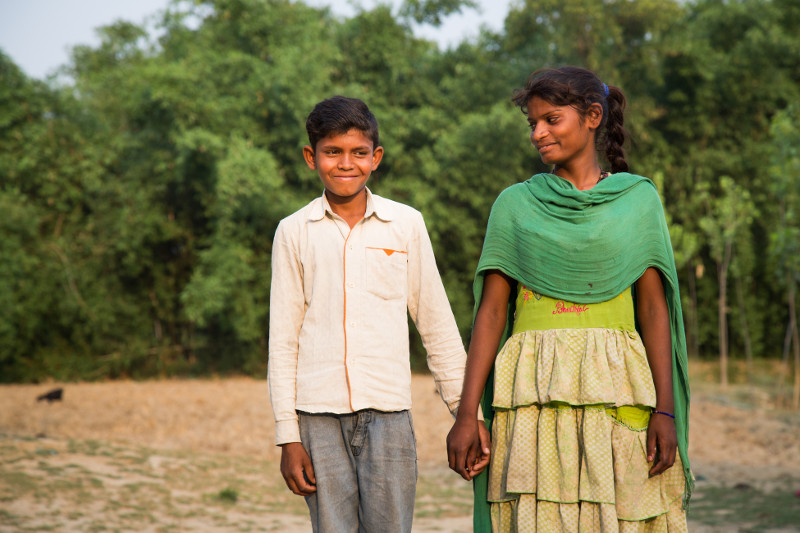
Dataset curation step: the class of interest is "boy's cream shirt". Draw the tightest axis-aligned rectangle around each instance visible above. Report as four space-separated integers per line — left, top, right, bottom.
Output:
268 189 468 445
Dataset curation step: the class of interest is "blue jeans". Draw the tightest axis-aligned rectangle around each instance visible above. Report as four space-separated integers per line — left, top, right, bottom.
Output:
298 409 418 533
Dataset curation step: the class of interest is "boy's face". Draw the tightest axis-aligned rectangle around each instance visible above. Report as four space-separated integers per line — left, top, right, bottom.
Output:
303 129 383 205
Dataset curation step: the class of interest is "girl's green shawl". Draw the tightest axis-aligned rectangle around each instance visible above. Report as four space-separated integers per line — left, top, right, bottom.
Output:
471 173 693 532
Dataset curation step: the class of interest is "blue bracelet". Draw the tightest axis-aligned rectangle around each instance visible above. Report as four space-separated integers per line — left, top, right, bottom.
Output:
653 409 675 419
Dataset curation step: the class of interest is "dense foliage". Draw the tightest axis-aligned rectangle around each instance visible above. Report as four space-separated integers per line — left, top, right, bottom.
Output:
1 0 798 386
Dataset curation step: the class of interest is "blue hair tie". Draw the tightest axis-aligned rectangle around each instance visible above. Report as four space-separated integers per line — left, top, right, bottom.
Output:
602 83 609 98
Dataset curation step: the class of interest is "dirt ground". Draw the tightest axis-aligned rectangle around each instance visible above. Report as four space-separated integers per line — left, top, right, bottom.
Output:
2 374 800 532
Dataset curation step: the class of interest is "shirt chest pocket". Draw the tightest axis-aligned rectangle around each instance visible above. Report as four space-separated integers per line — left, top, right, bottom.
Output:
365 247 408 300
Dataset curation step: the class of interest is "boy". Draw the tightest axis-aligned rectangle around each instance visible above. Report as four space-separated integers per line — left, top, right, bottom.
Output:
268 96 488 532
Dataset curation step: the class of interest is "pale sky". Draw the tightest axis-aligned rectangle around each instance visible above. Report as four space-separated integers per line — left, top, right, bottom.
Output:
0 0 512 80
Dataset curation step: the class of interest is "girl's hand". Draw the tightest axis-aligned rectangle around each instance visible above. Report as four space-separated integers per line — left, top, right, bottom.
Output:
447 417 491 480
472 421 491 476
647 412 677 476
636 267 677 477
446 270 509 481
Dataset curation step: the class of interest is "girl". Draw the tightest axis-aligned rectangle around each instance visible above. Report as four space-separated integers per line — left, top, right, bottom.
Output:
447 67 693 532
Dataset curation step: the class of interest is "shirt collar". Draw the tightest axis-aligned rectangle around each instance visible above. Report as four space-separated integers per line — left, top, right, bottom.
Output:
307 188 394 222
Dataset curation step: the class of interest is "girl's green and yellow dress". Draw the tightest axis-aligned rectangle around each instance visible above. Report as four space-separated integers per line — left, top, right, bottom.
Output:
487 286 687 532
470 172 693 532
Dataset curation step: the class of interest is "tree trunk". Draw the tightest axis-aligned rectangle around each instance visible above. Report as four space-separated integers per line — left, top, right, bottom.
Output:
789 281 800 410
719 269 728 389
735 275 754 384
718 242 732 389
778 274 795 408
687 262 700 359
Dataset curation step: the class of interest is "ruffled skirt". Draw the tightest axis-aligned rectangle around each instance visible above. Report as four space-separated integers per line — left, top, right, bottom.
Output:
488 328 687 532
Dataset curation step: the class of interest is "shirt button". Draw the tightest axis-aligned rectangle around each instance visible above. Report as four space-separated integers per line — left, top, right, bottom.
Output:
348 282 354 288
349 321 356 327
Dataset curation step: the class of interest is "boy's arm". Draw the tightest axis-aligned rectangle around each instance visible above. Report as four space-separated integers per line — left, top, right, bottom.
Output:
269 220 317 495
268 220 305 445
406 212 469 416
408 213 490 476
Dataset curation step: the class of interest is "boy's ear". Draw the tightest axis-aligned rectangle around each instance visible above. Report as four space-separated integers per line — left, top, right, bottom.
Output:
302 145 317 170
371 146 384 171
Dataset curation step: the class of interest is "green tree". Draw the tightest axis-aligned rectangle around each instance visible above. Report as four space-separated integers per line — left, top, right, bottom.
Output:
768 104 800 409
3 0 800 381
698 177 757 387
0 52 115 380
656 0 800 361
399 0 477 25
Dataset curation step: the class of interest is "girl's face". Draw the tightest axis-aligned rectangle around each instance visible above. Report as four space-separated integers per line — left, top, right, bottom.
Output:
526 96 600 168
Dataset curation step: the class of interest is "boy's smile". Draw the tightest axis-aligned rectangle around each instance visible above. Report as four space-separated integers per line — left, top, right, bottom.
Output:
303 129 384 211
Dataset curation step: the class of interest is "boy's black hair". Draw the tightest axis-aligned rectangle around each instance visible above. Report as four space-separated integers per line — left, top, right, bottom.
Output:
305 96 380 150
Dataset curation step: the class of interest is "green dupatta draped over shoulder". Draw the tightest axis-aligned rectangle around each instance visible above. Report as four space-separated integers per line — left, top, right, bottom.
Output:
471 173 693 532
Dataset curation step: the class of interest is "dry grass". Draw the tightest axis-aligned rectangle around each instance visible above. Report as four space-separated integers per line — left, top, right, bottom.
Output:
0 376 472 532
1 367 799 532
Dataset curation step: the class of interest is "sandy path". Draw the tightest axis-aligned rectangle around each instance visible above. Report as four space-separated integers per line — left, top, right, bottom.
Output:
0 376 457 464
2 375 800 531
0 376 470 532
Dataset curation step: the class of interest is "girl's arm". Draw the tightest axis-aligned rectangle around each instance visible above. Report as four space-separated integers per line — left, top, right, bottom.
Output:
636 267 678 476
447 270 514 480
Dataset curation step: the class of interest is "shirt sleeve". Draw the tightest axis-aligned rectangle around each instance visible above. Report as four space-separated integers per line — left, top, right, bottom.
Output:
406 211 468 417
268 219 305 445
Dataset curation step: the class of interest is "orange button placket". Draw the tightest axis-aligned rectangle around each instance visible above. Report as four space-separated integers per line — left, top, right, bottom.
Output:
342 219 363 413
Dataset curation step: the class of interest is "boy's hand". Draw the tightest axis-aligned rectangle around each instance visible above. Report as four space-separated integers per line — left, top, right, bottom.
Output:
446 417 491 481
647 413 677 476
280 442 317 496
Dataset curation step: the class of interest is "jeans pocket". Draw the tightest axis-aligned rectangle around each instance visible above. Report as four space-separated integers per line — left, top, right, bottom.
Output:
406 410 417 449
406 411 419 479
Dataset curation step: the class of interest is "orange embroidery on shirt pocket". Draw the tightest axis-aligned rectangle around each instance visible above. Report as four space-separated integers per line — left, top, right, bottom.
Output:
366 247 407 256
